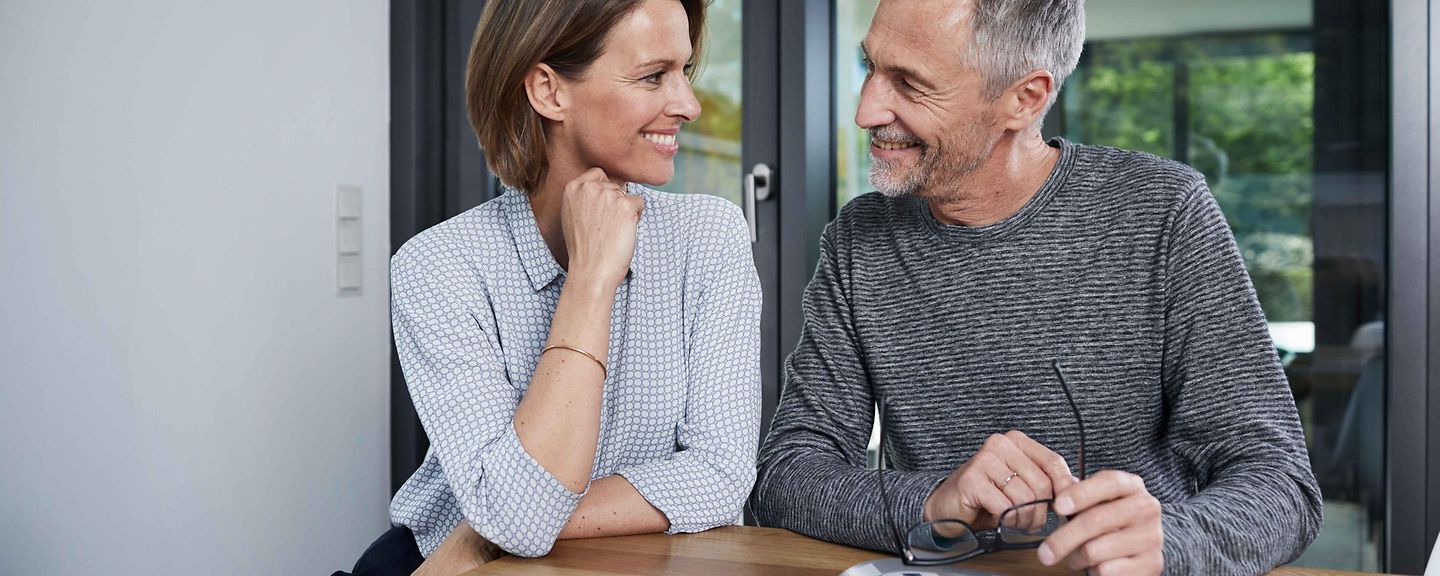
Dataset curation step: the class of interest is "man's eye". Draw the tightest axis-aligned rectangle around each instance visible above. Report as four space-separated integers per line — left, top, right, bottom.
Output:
644 71 665 84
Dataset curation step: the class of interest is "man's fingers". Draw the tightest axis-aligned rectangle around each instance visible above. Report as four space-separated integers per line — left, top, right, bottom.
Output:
957 453 1021 520
1090 556 1144 576
1054 469 1143 516
1058 523 1162 570
967 475 1019 520
1004 430 1075 496
990 458 1037 508
999 496 1051 533
986 433 1053 501
1092 550 1164 576
1038 494 1148 565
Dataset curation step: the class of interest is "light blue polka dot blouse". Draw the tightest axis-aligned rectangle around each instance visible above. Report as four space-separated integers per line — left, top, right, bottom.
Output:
387 184 762 558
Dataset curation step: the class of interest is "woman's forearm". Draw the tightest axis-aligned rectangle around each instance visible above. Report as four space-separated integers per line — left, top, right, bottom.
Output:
557 475 669 539
513 274 615 493
426 477 666 568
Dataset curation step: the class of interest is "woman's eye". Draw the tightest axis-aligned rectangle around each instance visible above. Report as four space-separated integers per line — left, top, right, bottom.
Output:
644 71 665 84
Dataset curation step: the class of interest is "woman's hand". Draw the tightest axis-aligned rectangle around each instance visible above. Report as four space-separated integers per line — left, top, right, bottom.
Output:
411 521 504 576
560 168 645 290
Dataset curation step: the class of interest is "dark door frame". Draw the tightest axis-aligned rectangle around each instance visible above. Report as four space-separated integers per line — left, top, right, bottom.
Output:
1392 0 1435 572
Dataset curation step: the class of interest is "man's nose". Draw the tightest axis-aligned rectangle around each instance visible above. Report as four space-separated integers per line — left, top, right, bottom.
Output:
855 76 896 130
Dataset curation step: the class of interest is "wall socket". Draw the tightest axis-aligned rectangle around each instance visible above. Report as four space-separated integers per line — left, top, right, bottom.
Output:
336 185 363 296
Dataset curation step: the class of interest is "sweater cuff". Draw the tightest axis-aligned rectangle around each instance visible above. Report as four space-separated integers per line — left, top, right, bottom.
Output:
887 470 952 549
1160 507 1195 576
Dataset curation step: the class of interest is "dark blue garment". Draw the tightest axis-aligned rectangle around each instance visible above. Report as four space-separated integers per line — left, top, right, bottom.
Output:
333 525 422 576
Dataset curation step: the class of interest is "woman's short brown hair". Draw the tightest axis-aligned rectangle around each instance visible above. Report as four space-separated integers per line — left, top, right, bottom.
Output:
466 0 707 194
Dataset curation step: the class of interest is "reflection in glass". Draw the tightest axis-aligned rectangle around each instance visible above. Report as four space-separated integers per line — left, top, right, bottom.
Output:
1063 12 1384 570
835 0 881 208
655 0 742 205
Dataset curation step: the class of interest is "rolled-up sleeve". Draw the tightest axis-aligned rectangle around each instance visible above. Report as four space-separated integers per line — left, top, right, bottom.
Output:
391 242 582 557
615 204 763 533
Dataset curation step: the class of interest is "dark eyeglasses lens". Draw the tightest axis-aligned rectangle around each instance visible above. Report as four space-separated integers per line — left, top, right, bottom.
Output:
906 520 979 561
998 500 1065 545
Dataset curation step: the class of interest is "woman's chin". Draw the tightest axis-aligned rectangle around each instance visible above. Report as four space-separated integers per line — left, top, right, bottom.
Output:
606 166 674 188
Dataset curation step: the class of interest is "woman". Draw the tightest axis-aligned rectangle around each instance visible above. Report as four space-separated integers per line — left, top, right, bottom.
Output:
334 0 760 574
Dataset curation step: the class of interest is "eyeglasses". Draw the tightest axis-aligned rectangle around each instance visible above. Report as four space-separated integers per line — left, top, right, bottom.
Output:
876 359 1087 566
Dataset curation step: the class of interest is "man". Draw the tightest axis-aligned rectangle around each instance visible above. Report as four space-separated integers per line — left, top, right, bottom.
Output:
749 1 1322 574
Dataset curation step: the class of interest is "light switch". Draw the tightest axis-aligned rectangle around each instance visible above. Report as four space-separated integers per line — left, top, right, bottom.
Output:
337 219 362 255
337 253 363 295
336 185 363 296
336 185 363 219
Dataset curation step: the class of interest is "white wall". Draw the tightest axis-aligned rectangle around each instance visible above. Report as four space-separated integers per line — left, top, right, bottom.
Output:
0 2 391 574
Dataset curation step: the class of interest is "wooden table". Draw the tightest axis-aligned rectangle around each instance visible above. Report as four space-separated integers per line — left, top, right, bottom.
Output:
464 526 1392 576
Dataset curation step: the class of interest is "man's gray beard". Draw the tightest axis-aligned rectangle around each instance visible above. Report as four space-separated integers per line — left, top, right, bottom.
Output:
868 121 996 199
869 151 927 198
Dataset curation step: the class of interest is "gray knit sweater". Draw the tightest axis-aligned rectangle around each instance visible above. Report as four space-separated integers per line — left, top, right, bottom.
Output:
750 139 1322 575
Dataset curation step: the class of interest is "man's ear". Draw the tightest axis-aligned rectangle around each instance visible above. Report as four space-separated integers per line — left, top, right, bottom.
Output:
524 63 567 122
998 69 1055 131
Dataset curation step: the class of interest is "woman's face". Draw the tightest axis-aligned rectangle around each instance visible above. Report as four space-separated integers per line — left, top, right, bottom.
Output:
554 0 701 186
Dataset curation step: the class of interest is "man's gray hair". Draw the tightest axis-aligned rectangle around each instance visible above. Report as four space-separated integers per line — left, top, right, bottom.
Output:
965 0 1086 107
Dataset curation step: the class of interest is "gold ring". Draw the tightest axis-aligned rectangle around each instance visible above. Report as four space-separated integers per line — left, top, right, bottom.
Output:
1001 471 1019 487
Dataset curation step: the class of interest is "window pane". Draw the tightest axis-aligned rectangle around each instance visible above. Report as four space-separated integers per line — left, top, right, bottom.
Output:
1064 6 1385 568
835 0 879 208
655 0 742 206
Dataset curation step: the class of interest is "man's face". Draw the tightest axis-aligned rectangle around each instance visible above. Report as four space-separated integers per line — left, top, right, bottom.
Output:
857 0 1001 199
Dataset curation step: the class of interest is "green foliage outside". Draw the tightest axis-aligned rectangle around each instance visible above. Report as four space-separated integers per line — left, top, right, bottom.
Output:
656 0 743 204
1065 35 1315 322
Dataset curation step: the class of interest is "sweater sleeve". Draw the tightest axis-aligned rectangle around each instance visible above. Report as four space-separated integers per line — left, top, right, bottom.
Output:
1156 182 1324 575
750 226 950 552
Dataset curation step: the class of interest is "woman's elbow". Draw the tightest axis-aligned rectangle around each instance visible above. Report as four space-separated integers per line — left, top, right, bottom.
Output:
472 519 561 559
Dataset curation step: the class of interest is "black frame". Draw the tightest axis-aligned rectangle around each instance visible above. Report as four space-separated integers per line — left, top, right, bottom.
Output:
1392 1 1430 573
775 0 836 438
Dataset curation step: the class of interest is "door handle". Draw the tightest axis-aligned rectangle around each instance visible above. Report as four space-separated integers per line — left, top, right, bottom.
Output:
743 163 772 243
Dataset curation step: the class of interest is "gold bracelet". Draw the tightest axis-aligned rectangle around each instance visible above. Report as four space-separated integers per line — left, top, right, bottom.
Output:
541 344 608 380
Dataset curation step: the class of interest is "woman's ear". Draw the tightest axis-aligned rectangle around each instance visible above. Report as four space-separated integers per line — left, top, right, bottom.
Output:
524 63 567 122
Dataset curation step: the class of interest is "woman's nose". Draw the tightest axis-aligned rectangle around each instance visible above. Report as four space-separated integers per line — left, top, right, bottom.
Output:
669 78 702 122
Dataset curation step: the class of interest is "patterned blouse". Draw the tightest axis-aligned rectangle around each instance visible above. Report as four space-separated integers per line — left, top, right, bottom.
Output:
387 184 762 558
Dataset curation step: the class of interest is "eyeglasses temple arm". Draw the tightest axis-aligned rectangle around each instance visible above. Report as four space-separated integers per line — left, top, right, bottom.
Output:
1052 360 1086 481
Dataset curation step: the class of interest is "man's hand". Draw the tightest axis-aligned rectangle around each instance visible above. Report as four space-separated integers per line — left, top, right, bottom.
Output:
924 430 1077 529
1038 470 1164 576
412 521 504 576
